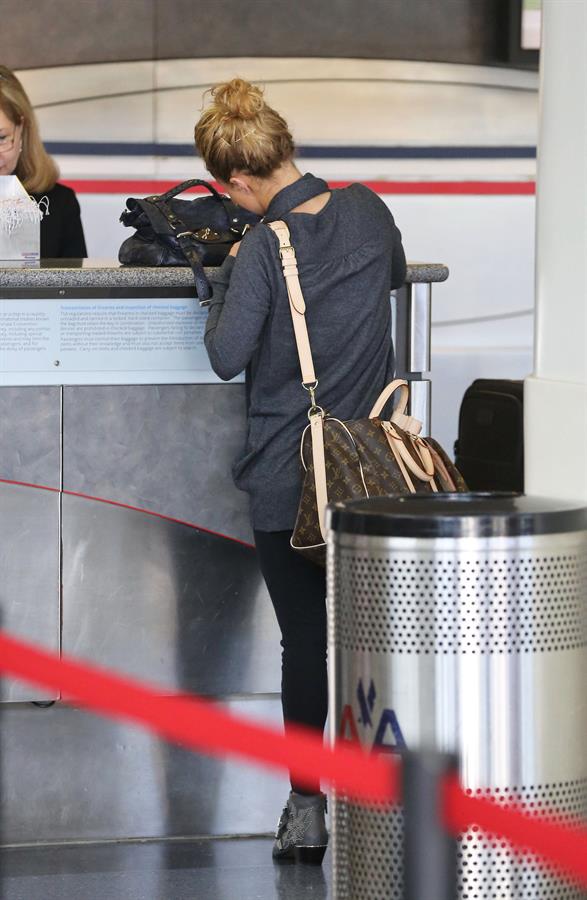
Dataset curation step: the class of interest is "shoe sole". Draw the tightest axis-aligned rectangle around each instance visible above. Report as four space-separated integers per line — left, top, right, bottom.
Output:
295 844 328 865
273 844 328 865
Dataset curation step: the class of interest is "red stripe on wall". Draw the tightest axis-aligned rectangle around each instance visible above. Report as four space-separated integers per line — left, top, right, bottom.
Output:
63 179 536 196
0 478 254 549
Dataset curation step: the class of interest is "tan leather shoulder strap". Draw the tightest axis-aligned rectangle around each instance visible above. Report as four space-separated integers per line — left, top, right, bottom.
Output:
268 221 316 386
268 220 327 542
310 412 328 540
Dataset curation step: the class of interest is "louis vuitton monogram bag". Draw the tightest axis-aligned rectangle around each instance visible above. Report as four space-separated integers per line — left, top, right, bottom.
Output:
268 220 467 566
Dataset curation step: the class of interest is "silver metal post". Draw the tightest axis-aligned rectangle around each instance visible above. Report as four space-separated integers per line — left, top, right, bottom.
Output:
409 282 432 375
392 282 432 435
403 750 459 900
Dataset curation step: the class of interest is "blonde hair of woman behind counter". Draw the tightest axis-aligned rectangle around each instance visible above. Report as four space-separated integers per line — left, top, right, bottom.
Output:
194 78 295 184
0 65 59 193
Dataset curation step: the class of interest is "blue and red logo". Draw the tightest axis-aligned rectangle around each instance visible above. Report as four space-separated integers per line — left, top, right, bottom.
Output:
339 678 407 753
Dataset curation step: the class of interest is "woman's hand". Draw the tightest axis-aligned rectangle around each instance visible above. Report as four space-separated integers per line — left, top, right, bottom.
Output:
229 241 241 257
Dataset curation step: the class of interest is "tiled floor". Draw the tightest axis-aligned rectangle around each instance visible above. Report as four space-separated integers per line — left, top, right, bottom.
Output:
1 837 331 900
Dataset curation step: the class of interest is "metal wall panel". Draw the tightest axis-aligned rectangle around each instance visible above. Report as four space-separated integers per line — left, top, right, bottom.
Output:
0 699 288 843
0 384 288 842
62 384 253 544
0 483 60 701
61 494 281 695
0 386 61 487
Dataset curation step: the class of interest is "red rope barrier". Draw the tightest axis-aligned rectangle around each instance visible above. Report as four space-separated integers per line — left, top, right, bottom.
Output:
0 631 396 805
444 775 587 887
0 629 585 888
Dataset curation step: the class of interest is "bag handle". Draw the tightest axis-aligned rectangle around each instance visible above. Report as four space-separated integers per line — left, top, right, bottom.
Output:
382 424 416 492
369 380 409 418
152 179 225 204
155 196 212 303
121 180 224 303
383 423 437 482
153 179 240 235
369 380 424 434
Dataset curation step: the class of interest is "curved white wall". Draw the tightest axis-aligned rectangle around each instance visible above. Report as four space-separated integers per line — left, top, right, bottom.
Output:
525 0 587 501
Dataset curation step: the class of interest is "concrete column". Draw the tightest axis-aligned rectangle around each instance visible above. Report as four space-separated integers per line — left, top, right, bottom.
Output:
525 0 587 500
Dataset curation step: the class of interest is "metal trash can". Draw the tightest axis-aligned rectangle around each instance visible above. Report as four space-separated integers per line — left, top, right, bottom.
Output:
327 494 587 900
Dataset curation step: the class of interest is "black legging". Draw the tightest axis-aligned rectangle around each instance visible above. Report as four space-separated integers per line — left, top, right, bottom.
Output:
254 530 327 794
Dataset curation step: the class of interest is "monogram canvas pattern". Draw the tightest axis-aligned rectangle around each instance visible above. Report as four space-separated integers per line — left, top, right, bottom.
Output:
269 219 466 565
292 416 467 566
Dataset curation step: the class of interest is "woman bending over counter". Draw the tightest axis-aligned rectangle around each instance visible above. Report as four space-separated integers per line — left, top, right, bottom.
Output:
194 77 406 865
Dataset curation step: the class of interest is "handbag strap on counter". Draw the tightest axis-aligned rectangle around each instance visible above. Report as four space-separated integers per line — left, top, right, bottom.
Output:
156 196 212 303
142 179 235 303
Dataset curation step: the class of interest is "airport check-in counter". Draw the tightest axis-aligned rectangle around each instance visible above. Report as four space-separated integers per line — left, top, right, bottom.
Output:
0 258 447 843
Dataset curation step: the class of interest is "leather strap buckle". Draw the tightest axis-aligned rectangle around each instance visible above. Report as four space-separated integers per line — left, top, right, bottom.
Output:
303 379 319 407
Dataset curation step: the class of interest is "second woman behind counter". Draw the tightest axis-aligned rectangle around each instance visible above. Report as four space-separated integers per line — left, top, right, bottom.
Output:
0 65 87 258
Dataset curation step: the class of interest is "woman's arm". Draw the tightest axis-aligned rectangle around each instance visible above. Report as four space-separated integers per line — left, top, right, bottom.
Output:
204 230 271 381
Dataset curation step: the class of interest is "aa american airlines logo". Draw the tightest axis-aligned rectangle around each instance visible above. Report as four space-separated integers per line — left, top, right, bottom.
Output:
339 678 407 753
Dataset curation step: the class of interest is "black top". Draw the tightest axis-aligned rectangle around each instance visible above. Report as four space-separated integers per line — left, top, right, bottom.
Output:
30 183 87 259
328 493 587 538
204 173 407 531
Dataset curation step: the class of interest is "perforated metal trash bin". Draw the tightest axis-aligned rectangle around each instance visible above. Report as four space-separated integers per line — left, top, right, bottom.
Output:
327 494 587 900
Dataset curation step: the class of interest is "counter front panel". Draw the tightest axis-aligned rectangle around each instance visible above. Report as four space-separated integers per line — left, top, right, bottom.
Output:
1 287 240 386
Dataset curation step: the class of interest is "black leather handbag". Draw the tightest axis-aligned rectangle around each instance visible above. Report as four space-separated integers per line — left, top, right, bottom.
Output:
118 179 260 302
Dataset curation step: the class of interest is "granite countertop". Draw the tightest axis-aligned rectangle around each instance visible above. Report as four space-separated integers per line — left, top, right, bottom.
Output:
0 259 449 289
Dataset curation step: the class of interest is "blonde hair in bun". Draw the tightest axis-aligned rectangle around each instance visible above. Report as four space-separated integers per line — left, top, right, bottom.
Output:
194 78 294 183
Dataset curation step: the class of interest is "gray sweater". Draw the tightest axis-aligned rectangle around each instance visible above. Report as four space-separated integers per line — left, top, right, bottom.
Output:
205 173 406 531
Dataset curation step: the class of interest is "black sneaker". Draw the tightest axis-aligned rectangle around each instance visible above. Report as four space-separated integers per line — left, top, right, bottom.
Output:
272 791 328 864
